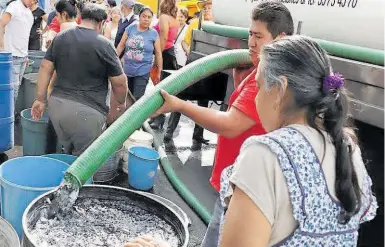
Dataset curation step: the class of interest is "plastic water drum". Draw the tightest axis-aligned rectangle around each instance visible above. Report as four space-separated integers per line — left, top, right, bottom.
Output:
27 50 45 74
128 146 160 191
41 154 93 184
0 52 14 153
0 156 70 237
0 216 20 247
122 130 153 174
22 73 38 110
21 108 49 156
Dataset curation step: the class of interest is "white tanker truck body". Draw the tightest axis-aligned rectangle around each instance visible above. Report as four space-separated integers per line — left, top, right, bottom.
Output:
189 0 384 130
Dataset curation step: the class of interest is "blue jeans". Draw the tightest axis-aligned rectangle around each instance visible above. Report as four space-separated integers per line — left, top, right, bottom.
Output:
201 198 224 247
12 56 27 104
127 73 150 100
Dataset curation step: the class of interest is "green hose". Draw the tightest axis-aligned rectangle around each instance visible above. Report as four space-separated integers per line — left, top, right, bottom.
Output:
64 49 252 187
142 122 212 225
201 22 385 66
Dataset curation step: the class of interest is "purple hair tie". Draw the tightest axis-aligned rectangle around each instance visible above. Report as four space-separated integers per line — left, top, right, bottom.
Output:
323 73 344 93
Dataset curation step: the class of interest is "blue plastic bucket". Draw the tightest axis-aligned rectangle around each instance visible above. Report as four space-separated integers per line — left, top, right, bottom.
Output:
20 108 49 156
0 156 70 238
128 146 160 190
41 154 93 184
0 52 14 152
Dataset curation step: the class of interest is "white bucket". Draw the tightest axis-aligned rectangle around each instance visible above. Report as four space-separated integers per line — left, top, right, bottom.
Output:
122 130 153 174
0 216 20 247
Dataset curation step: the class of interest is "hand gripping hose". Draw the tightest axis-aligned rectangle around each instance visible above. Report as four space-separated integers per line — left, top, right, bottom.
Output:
64 49 252 188
202 22 385 66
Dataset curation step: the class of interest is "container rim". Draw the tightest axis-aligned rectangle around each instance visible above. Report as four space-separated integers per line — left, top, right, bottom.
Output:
128 145 160 161
0 156 69 192
20 108 49 123
22 184 190 247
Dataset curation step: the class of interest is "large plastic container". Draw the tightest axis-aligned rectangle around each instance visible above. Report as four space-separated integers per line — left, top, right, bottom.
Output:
122 130 154 174
42 154 93 184
0 216 20 247
0 156 70 237
27 50 45 74
0 52 14 153
128 146 160 191
20 108 49 156
22 73 38 110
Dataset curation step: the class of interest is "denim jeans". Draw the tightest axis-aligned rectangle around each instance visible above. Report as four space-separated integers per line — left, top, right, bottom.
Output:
12 56 27 104
201 198 224 247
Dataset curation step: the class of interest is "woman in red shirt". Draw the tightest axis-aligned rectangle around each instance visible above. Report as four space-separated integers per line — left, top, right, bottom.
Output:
45 0 82 49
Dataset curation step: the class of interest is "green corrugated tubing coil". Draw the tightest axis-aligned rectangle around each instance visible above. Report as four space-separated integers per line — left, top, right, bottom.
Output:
202 22 384 66
64 50 252 184
64 49 252 224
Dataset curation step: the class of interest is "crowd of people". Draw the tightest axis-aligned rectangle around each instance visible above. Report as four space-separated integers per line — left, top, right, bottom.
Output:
0 0 378 246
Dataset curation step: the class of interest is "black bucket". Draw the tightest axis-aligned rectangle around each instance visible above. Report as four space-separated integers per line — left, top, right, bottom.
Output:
22 185 190 247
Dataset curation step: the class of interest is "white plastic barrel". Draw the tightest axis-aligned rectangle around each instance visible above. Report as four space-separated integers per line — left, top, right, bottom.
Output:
122 130 154 174
212 0 384 50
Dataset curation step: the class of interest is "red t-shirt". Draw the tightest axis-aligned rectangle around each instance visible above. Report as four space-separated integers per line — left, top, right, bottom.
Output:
49 16 82 33
210 69 266 191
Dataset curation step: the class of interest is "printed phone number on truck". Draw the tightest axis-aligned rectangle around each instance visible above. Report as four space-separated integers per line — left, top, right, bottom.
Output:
247 0 358 8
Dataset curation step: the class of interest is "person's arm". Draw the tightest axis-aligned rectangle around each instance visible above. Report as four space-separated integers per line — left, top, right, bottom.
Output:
42 13 48 22
0 10 12 49
181 21 194 55
47 71 56 99
181 40 190 56
104 23 112 40
158 14 169 51
102 42 128 105
154 37 162 69
219 143 277 247
36 59 54 102
154 90 255 138
116 32 128 57
31 55 55 121
219 187 271 247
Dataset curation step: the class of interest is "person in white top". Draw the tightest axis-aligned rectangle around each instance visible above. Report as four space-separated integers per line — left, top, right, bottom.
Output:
174 6 188 68
0 0 34 104
104 6 120 43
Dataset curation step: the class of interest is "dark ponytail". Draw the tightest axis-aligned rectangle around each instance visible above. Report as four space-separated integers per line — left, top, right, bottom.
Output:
323 89 361 223
261 35 362 224
56 0 83 19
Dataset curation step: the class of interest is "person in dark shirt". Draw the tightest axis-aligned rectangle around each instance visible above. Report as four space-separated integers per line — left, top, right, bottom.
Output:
31 3 128 155
29 0 47 50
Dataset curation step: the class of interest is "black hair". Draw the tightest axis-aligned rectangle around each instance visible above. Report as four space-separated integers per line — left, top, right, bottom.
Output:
107 0 116 7
6 0 16 7
80 3 108 23
56 0 83 19
139 6 153 17
252 1 294 38
261 35 361 224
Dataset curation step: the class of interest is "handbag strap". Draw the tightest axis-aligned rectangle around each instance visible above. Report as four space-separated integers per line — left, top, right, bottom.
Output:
174 24 186 44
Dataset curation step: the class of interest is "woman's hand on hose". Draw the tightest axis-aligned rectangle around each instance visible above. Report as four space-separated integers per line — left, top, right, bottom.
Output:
152 90 183 117
124 236 170 247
